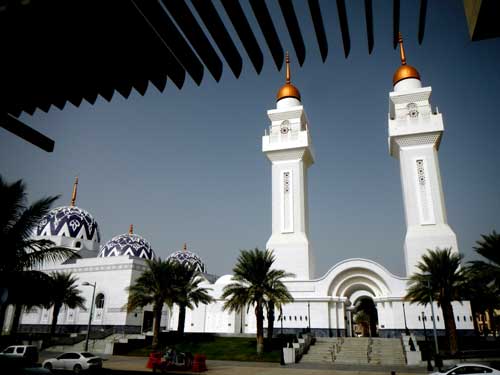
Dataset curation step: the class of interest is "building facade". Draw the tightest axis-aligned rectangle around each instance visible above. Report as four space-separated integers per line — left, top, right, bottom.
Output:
14 40 473 338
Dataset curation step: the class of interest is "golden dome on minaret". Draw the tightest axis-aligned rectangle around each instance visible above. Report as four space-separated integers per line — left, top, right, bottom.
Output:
393 33 421 86
276 52 301 101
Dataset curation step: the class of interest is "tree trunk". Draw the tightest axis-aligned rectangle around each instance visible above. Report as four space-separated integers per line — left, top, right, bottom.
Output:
470 305 480 336
267 301 275 342
488 307 496 337
10 304 22 337
50 303 61 336
441 301 458 354
152 304 162 350
0 303 7 333
177 304 186 336
255 302 264 355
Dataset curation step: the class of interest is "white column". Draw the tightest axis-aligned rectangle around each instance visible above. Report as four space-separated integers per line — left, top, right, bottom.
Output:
263 104 315 280
388 86 459 276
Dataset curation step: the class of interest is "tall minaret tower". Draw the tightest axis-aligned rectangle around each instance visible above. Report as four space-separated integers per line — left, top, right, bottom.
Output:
263 53 315 280
388 34 459 277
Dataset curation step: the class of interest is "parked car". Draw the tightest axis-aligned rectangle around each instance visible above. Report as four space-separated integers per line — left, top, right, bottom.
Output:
42 352 102 373
0 345 39 364
433 364 500 375
0 356 50 375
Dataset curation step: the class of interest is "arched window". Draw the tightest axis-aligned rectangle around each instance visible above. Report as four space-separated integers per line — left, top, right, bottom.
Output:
95 293 105 309
75 241 81 248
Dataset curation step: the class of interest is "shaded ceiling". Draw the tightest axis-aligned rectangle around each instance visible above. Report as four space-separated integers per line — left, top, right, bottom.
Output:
0 0 429 152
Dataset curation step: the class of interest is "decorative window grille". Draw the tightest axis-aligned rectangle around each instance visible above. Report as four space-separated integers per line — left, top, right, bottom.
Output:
415 159 435 225
284 172 290 193
281 170 293 232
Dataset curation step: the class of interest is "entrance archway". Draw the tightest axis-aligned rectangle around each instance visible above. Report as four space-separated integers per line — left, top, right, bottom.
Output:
353 297 378 337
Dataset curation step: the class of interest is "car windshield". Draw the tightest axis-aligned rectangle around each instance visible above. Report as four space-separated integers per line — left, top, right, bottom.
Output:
442 365 458 373
81 352 95 358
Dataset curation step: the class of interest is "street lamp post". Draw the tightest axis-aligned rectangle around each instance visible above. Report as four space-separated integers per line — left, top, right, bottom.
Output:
423 278 439 356
307 302 311 332
422 273 441 369
82 281 96 352
402 302 410 335
422 312 433 371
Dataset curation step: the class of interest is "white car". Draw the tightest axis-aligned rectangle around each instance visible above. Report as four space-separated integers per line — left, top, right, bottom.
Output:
42 352 102 373
433 364 500 375
0 345 39 363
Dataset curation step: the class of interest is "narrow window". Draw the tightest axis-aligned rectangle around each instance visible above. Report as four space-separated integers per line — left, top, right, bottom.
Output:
95 293 105 309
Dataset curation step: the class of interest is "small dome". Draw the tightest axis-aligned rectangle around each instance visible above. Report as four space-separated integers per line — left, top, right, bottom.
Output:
99 230 155 259
167 244 206 273
277 83 301 101
36 206 100 243
276 52 301 102
393 64 420 86
215 274 234 285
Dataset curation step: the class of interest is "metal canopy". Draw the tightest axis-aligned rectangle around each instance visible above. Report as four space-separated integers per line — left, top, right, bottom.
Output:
0 0 426 151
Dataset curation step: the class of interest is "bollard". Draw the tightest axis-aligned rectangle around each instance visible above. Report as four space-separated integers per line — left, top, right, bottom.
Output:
146 351 163 369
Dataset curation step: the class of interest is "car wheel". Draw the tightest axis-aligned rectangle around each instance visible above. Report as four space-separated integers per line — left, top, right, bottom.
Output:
73 364 83 374
44 363 52 370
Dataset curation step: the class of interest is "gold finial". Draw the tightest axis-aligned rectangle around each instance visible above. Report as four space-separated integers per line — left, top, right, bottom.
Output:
392 32 420 86
398 32 406 66
285 51 291 84
183 243 187 251
129 224 133 234
276 51 301 101
70 176 78 206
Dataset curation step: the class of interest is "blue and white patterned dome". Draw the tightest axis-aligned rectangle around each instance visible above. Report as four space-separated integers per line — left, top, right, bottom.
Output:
36 206 100 243
167 244 206 273
98 232 155 259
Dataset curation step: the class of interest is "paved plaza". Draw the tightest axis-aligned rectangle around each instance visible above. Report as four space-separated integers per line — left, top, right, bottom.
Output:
39 351 428 375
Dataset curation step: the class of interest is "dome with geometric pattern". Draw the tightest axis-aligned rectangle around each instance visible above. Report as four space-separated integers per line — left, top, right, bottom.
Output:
98 225 155 260
36 205 100 243
167 244 206 273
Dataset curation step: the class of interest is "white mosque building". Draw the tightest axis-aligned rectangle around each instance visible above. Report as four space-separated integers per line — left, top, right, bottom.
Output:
16 37 474 338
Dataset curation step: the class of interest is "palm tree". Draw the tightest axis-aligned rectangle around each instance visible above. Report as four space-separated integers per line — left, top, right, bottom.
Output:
127 258 179 350
47 272 86 335
463 266 500 336
354 311 371 337
406 248 465 354
6 271 53 336
0 176 76 332
265 272 294 341
170 262 213 336
471 230 500 284
222 248 293 355
469 230 500 334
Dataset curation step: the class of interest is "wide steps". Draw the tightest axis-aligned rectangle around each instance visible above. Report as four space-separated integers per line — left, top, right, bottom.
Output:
301 341 334 363
301 337 406 366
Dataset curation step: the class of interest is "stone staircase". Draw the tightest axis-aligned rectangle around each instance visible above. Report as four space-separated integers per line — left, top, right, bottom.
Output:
335 337 370 364
301 337 406 366
301 337 337 363
368 338 406 365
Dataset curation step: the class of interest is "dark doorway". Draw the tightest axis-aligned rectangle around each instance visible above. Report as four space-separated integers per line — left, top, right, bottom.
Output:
142 311 154 333
353 298 379 337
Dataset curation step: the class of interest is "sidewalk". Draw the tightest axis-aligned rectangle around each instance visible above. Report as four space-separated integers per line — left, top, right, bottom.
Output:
103 355 429 375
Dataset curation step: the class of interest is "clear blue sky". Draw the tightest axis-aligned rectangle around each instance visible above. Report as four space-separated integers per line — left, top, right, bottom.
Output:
1 0 499 278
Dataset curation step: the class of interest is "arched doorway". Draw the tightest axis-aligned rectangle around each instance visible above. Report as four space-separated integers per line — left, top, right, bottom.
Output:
353 297 378 337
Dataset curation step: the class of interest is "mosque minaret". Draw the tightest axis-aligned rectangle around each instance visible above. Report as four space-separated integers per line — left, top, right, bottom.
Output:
262 52 315 280
388 33 459 276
